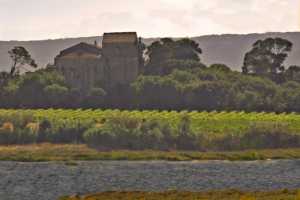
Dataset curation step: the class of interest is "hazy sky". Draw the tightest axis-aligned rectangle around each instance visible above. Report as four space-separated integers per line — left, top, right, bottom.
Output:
0 0 299 40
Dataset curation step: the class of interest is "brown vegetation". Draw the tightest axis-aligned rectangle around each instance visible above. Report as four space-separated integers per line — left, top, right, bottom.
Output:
60 190 300 200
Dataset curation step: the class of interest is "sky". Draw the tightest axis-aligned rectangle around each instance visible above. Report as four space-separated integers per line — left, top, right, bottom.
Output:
0 0 299 41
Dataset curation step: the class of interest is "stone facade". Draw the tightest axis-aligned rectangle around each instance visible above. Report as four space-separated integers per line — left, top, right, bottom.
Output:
54 32 142 93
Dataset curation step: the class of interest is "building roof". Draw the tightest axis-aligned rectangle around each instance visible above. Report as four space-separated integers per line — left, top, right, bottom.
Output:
57 42 101 57
102 32 137 44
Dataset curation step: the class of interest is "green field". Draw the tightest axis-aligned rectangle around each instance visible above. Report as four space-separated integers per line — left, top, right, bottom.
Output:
1 109 300 136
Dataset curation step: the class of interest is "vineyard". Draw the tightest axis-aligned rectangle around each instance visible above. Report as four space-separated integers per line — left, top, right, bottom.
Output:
1 109 300 135
0 109 300 150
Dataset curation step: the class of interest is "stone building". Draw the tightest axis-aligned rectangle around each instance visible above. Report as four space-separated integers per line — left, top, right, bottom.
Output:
54 32 142 93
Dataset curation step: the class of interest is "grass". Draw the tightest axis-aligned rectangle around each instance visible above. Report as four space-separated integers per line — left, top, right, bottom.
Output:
60 190 300 200
2 144 300 162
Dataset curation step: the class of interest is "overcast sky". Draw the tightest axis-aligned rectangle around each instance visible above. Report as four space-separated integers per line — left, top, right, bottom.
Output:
0 0 299 41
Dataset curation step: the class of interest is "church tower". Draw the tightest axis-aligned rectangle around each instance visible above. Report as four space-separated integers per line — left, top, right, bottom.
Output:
102 32 140 87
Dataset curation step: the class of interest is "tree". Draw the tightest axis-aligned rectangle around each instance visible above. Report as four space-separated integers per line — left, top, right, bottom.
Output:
276 81 300 112
285 65 300 83
8 46 37 77
159 60 206 76
0 72 9 87
174 38 202 61
44 84 69 107
209 64 231 72
287 65 300 73
0 72 12 106
145 38 203 75
2 69 67 108
183 80 232 110
84 87 107 108
242 38 292 77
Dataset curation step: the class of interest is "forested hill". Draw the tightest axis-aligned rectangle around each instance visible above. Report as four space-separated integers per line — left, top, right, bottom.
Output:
1 32 300 71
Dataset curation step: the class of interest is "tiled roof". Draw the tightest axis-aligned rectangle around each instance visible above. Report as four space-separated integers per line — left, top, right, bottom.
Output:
58 42 101 57
103 32 137 44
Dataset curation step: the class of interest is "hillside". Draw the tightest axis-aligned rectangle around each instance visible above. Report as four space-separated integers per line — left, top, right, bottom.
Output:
0 32 300 71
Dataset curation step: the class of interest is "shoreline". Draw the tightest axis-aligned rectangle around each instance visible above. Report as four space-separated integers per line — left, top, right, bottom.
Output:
60 190 300 200
1 144 300 162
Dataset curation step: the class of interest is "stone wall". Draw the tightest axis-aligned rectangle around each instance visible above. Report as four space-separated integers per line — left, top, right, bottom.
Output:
55 53 105 93
102 43 139 87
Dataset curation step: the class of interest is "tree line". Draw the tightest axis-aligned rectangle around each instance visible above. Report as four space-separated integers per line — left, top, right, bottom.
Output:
0 37 300 112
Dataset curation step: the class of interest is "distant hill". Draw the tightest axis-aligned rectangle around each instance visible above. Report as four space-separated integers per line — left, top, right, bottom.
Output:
1 32 300 71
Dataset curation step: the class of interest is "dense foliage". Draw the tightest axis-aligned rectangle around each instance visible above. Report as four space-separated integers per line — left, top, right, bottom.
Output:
242 38 292 77
0 68 68 108
144 38 203 75
0 109 300 151
132 68 300 111
1 37 300 112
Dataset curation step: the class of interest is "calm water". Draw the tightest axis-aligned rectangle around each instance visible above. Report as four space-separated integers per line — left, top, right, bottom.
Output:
1 160 300 200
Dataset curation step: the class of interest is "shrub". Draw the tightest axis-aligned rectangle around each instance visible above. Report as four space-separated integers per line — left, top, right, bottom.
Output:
0 122 16 144
48 120 88 144
140 120 165 149
0 122 37 144
209 134 241 151
7 113 34 128
240 122 300 149
176 114 200 150
2 122 14 132
17 128 37 144
84 117 175 150
26 122 39 133
37 119 52 142
83 126 117 150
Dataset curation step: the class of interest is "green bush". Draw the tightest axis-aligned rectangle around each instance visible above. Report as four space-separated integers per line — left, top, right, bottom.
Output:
139 120 165 149
83 115 197 150
47 120 91 144
240 122 300 149
0 128 37 145
0 128 17 144
17 128 37 144
37 119 52 142
83 116 175 150
83 126 117 150
209 122 300 151
176 114 200 150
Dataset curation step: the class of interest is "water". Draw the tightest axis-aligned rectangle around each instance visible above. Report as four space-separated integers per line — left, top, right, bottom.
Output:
1 160 300 200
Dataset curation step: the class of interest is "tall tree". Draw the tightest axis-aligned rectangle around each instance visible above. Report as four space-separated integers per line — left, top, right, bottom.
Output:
0 72 9 86
145 38 202 75
285 65 300 83
242 38 292 76
0 72 10 102
8 46 37 77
